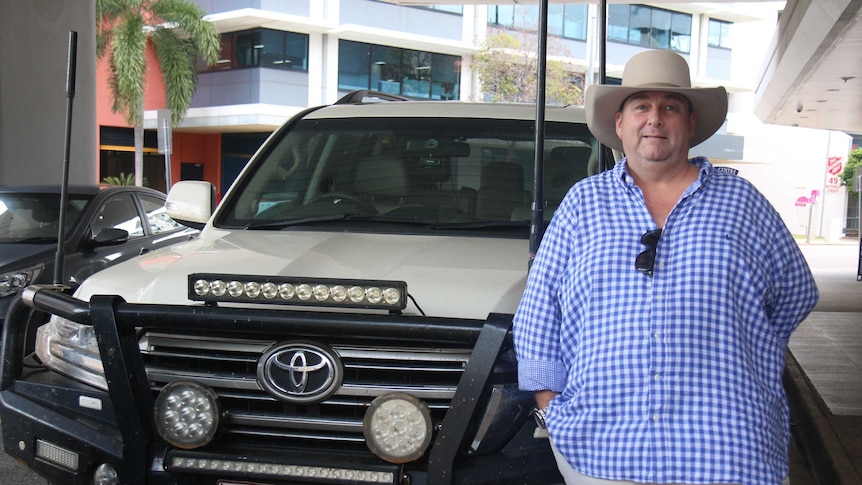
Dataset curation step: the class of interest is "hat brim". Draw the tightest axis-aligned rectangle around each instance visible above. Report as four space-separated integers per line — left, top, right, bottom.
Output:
585 84 728 153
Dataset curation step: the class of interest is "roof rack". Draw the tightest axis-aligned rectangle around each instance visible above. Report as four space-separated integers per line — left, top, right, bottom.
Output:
334 90 411 105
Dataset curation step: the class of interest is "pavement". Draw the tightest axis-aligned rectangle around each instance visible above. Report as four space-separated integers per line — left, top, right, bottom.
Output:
789 238 862 485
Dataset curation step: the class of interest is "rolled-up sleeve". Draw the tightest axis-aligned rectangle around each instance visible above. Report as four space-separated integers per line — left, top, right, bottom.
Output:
513 203 574 393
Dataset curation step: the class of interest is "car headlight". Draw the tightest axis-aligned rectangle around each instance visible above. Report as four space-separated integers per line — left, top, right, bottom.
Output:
35 316 107 390
0 263 44 297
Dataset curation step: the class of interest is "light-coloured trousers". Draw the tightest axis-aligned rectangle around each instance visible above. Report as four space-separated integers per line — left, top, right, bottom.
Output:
551 441 791 485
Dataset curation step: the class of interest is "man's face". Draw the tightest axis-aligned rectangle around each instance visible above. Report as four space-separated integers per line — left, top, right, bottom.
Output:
614 91 696 165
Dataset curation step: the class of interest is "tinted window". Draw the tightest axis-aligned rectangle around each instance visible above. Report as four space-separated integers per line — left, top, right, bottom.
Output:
91 194 143 238
0 193 91 243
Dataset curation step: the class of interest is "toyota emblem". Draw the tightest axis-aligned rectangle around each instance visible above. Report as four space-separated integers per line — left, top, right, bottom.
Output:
257 342 343 404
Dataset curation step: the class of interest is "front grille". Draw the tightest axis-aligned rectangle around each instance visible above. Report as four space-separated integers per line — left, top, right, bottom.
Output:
140 332 471 446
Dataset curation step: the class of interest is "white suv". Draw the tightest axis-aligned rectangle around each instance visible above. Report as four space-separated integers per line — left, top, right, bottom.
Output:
4 92 604 485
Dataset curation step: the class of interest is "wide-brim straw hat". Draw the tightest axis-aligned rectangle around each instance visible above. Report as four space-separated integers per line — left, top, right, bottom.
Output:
585 49 728 152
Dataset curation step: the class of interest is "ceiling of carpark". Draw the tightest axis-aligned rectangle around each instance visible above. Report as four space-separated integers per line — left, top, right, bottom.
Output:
382 0 862 136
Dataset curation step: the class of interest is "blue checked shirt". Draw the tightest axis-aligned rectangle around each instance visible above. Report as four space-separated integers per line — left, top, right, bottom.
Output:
513 157 818 485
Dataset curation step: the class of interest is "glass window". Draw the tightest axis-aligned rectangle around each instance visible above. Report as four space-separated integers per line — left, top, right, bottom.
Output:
488 5 586 41
200 29 309 72
672 13 692 52
513 5 539 30
92 194 143 238
338 40 370 92
608 5 630 43
708 19 732 48
563 5 588 40
608 5 691 53
0 193 91 243
338 40 461 100
138 194 184 235
234 31 260 68
629 5 651 46
548 5 565 36
651 9 671 49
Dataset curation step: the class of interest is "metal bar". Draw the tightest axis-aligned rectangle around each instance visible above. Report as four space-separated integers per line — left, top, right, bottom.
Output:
427 313 512 485
529 0 550 263
90 295 151 485
54 31 77 285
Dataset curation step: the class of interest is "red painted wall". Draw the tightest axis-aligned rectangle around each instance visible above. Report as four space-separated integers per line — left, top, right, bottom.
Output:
96 40 221 191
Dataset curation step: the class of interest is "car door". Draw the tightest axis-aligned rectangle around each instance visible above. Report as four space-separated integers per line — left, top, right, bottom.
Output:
64 192 150 288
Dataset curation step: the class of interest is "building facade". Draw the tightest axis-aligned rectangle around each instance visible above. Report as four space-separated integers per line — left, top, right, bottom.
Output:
95 0 854 237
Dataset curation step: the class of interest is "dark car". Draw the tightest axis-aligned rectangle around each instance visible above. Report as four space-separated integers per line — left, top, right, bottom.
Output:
0 185 198 323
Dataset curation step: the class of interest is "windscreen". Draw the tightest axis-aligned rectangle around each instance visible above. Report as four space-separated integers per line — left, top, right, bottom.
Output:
217 117 597 237
0 193 92 244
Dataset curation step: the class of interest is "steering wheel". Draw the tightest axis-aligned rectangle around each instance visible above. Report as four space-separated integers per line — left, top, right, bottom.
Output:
307 193 378 214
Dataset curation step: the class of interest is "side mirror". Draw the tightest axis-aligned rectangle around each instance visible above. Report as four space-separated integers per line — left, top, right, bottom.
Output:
93 227 129 246
166 181 216 230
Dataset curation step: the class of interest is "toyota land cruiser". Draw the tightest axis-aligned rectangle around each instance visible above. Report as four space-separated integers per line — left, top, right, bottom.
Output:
1 91 606 485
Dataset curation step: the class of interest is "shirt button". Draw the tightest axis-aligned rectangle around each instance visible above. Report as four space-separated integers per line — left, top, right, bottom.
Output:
653 374 661 381
652 414 660 422
653 332 661 339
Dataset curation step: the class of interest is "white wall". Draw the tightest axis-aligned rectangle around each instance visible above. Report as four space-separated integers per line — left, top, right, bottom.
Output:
0 0 96 186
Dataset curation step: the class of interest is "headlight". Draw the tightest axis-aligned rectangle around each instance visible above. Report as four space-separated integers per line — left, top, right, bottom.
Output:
363 392 432 464
0 263 44 297
35 317 107 390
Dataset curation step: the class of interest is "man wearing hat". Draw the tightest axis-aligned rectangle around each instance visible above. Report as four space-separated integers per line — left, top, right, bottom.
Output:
513 49 818 485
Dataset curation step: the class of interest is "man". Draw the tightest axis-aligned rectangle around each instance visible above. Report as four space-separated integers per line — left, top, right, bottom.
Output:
513 49 818 485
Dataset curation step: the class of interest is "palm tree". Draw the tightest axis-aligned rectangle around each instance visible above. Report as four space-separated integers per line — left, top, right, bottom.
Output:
96 0 221 187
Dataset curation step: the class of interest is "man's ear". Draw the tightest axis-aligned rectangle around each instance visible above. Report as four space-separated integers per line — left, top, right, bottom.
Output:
615 111 623 138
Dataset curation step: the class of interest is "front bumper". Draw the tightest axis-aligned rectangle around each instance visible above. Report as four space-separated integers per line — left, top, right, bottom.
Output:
0 286 560 485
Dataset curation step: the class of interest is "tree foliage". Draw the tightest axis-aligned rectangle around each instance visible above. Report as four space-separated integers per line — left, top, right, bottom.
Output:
840 148 862 196
473 31 582 105
96 0 221 186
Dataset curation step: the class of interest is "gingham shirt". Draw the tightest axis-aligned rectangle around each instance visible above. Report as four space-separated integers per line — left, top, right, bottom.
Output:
513 157 818 485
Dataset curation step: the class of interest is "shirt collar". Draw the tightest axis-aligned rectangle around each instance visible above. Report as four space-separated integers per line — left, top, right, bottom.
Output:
614 156 714 186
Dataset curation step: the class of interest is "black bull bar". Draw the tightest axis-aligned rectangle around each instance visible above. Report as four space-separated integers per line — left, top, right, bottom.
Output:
0 284 521 485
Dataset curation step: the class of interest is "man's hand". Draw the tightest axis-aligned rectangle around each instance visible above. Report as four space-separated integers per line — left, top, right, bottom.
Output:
535 389 559 409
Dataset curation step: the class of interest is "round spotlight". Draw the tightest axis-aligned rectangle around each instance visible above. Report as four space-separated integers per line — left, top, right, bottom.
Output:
347 286 365 303
227 281 243 298
244 281 261 298
365 287 383 304
193 280 210 296
154 381 221 449
313 284 330 301
92 463 118 485
383 287 400 305
261 282 278 299
210 280 226 297
296 284 313 301
363 392 432 464
278 283 295 300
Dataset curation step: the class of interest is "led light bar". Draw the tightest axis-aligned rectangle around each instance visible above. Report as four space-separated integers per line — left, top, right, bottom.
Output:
188 274 407 310
169 456 396 484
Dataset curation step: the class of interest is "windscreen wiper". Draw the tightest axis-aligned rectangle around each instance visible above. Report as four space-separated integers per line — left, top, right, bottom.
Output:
244 214 434 230
430 220 530 230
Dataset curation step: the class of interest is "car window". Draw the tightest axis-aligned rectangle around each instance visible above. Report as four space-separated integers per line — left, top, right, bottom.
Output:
217 116 596 234
91 193 144 238
0 193 92 243
138 193 184 235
